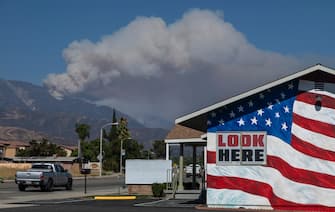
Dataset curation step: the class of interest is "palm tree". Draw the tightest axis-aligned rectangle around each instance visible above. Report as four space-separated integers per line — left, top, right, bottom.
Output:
75 123 90 160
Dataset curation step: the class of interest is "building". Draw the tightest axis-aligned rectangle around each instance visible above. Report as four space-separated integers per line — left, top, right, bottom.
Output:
169 64 335 210
165 124 206 190
58 145 77 157
0 141 77 163
0 141 30 159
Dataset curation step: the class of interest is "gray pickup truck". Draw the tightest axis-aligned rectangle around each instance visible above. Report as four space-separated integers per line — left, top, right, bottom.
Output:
15 163 72 192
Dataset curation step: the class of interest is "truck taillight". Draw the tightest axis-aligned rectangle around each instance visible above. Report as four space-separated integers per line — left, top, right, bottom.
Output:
40 174 44 180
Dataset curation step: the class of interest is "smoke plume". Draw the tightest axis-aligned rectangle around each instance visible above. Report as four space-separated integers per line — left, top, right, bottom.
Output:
44 9 300 126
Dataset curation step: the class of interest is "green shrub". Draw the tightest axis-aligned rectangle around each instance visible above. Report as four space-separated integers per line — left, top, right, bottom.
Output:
152 183 165 197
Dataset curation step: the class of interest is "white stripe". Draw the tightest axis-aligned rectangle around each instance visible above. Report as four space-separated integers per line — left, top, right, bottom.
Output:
207 164 335 206
305 89 335 100
207 188 272 209
268 135 335 176
207 132 217 151
207 134 335 175
293 100 335 125
292 123 335 151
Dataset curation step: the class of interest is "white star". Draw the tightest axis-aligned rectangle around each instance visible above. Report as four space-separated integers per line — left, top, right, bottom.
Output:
275 112 280 118
229 111 235 118
259 93 265 99
280 92 286 99
207 120 211 125
251 116 258 125
281 122 288 131
237 118 245 126
248 100 254 107
238 105 244 112
211 112 216 117
275 99 280 104
283 105 290 113
219 119 225 125
257 109 264 116
265 118 272 127
288 83 294 90
267 102 274 110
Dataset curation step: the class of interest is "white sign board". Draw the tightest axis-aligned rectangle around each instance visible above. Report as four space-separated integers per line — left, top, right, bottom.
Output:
217 131 267 165
125 159 172 184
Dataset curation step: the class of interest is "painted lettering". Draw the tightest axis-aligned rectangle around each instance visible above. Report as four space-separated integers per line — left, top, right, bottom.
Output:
231 149 240 161
216 132 266 165
253 134 264 147
218 134 226 147
241 135 251 147
255 149 264 161
227 135 239 147
241 149 253 161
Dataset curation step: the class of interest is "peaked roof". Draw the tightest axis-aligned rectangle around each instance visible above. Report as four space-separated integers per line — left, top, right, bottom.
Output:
0 140 30 147
165 124 204 140
175 64 335 131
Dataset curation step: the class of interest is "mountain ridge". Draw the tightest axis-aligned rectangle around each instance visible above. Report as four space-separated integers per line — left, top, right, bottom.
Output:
0 79 168 147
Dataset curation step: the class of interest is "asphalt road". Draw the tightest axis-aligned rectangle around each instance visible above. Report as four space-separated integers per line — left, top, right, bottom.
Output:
0 176 269 212
1 175 124 189
0 199 204 212
0 176 208 212
0 175 126 207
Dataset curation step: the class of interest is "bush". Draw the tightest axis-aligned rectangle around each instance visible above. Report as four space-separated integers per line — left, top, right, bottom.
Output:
152 183 165 197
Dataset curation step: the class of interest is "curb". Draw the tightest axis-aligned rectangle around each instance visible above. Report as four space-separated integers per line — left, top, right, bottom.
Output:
94 196 136 200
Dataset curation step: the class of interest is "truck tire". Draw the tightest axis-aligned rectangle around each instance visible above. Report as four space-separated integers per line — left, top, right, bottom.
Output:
18 184 26 191
65 178 72 190
41 179 53 192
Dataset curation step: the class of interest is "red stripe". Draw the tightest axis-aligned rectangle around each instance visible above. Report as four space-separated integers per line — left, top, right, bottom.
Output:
207 150 335 189
296 92 335 110
291 134 335 162
207 175 335 211
207 150 216 164
293 113 335 138
267 155 335 189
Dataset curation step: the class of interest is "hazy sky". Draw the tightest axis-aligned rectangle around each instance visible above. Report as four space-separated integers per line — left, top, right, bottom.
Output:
1 0 335 127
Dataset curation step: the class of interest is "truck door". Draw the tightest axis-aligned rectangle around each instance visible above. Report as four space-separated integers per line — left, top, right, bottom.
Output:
54 164 67 185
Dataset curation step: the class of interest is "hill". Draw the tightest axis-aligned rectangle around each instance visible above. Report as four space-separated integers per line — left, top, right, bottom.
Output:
0 79 168 147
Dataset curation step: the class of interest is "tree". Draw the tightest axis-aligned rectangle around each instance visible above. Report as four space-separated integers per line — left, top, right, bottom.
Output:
151 140 166 159
75 123 90 159
81 138 100 162
102 117 143 172
117 117 130 141
75 123 90 141
16 138 67 157
102 141 118 171
108 109 118 141
123 139 143 159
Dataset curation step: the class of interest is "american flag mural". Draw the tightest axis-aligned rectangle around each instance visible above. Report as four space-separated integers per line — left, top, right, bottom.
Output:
206 77 335 210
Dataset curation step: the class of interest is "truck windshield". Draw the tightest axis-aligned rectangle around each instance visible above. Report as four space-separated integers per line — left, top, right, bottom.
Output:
31 165 52 170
